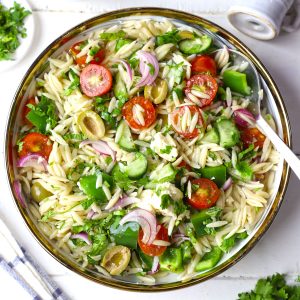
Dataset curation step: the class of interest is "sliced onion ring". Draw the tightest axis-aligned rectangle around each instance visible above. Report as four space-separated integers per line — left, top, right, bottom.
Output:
222 177 233 191
71 232 91 245
120 209 157 245
136 51 159 88
80 140 116 161
13 180 26 208
17 154 48 171
109 196 139 211
115 59 133 82
233 108 255 127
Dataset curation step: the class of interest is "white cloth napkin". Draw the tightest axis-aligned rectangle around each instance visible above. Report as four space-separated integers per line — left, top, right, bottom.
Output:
0 218 69 300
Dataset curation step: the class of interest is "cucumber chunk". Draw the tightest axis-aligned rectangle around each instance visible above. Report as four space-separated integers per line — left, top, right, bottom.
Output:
202 127 220 144
154 163 177 183
215 119 240 148
116 120 136 152
125 152 148 179
113 72 128 101
179 35 212 55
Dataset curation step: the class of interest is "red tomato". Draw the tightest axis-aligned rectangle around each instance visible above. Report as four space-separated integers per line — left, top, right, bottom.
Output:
188 178 220 210
171 105 205 139
70 41 105 66
191 55 217 76
90 49 105 65
80 64 112 97
185 74 218 107
178 160 192 171
122 96 156 130
22 98 35 126
138 225 169 257
18 133 53 161
241 127 266 149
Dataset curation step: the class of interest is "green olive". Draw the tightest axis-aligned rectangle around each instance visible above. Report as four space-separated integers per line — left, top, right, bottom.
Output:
178 30 194 40
101 245 131 275
31 182 52 203
78 110 105 141
144 78 168 104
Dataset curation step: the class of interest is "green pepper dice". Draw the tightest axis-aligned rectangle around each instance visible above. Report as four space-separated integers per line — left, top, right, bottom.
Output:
201 165 227 188
222 70 251 95
160 247 183 272
110 218 139 249
79 173 113 203
191 207 222 237
195 246 223 272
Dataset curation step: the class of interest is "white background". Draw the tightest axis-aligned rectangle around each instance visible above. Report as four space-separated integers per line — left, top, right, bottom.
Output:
1 1 300 299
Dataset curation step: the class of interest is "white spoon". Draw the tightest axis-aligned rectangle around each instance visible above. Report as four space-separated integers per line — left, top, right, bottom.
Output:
230 49 299 179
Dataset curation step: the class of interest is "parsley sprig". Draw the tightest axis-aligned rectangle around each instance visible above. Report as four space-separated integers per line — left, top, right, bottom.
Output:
0 2 31 61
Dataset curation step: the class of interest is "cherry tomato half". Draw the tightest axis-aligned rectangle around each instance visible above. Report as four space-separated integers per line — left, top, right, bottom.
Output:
185 74 218 107
138 225 169 257
188 178 220 210
22 98 35 126
70 41 105 66
171 105 205 139
122 96 156 130
241 127 266 149
80 64 112 97
18 132 53 161
191 55 217 76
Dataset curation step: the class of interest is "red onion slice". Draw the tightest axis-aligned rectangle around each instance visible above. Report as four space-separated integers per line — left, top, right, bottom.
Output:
234 108 255 128
71 232 91 245
87 209 96 219
13 180 26 208
148 256 160 275
120 209 157 245
17 154 48 172
80 140 116 161
136 51 159 87
109 196 139 211
171 233 190 245
115 59 133 82
222 177 233 191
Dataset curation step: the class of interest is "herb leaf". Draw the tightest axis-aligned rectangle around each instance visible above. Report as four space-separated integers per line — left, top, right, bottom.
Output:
0 2 31 61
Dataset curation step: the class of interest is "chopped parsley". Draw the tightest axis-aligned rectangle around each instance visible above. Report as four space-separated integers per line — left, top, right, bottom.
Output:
160 146 173 154
26 95 58 134
64 69 80 96
161 194 172 209
156 29 181 46
89 46 100 56
238 273 300 300
0 2 31 61
99 30 126 41
147 63 155 75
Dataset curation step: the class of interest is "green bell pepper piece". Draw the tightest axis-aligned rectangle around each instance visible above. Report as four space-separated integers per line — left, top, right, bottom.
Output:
201 165 227 188
160 247 183 272
222 70 251 95
110 217 139 249
181 241 193 264
137 248 153 271
115 38 133 52
79 173 113 203
195 246 223 272
191 207 222 237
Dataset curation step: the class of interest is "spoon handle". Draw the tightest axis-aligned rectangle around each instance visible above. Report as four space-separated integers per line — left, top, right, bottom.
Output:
256 116 300 180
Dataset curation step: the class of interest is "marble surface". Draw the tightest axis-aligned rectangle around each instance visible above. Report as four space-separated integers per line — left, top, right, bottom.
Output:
1 7 300 300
